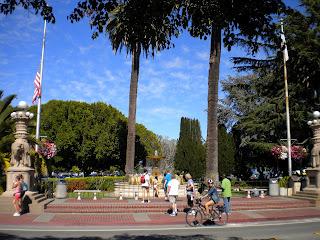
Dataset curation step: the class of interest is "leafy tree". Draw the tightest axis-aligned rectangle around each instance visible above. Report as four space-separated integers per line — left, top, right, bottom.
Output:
175 117 205 179
225 1 320 175
158 135 176 171
180 0 286 180
68 0 180 174
0 0 55 23
29 100 159 175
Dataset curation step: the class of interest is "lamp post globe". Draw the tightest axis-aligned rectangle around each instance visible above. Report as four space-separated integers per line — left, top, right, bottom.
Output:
313 111 320 119
18 101 28 109
10 112 17 118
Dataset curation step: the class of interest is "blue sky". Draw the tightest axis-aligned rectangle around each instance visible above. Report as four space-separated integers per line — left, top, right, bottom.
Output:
0 0 300 140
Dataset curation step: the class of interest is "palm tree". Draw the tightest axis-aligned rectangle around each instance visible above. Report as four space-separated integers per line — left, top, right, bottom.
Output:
69 0 181 173
181 0 286 180
0 90 15 174
0 90 15 152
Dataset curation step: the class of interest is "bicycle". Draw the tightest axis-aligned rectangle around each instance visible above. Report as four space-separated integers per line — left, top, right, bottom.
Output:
185 197 228 227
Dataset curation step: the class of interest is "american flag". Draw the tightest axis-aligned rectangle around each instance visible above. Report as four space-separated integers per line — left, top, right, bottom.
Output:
32 71 41 104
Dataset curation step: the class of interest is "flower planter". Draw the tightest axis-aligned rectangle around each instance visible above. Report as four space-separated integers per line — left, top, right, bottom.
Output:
293 182 301 194
287 187 293 196
279 187 287 196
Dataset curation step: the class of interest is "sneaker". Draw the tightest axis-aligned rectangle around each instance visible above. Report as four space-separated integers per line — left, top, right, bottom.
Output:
147 200 151 203
13 212 20 217
189 210 196 215
170 212 177 216
141 200 145 203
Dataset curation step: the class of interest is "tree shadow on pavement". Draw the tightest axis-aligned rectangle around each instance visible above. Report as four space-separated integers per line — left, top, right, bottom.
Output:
0 233 280 240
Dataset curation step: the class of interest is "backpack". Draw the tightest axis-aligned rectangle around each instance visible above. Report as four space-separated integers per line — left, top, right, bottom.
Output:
140 175 145 184
211 192 220 203
22 182 28 191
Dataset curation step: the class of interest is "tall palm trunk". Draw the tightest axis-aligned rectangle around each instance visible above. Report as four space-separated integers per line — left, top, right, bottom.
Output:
206 26 221 181
125 45 141 174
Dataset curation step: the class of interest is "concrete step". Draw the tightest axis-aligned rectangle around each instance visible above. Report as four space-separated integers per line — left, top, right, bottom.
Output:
44 197 313 214
114 183 188 198
0 191 50 214
291 190 320 207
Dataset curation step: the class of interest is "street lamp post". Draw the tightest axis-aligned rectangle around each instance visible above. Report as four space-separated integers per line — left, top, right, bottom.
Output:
306 110 320 191
2 101 35 196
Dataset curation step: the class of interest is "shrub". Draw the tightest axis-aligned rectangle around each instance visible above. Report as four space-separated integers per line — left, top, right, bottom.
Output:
279 176 290 188
66 179 87 192
64 176 126 192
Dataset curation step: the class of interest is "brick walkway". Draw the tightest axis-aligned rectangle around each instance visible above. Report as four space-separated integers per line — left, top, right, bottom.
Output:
0 196 319 227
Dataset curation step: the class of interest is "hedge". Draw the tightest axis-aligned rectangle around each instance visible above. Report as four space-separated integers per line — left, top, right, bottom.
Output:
43 176 127 192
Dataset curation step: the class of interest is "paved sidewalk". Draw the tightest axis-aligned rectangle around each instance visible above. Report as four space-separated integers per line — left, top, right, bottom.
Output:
0 196 319 228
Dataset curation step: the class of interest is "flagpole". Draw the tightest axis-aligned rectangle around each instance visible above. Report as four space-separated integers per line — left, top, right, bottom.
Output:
281 19 292 177
35 19 47 151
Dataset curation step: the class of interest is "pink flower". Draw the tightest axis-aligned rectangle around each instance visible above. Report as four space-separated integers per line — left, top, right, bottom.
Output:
38 140 57 159
271 145 307 161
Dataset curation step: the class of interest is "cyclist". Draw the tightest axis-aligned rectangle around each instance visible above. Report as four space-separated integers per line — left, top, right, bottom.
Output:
201 179 220 217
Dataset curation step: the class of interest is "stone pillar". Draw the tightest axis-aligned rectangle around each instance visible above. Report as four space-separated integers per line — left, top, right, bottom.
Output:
1 101 35 197
305 111 320 193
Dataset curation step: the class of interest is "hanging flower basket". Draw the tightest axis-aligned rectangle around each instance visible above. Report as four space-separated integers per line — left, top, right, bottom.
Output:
271 145 307 161
38 139 57 159
291 145 307 160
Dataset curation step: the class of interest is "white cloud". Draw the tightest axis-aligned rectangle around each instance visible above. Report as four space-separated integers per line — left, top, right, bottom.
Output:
196 51 208 61
139 79 166 98
163 57 183 68
181 45 190 53
0 9 42 46
149 106 183 118
79 44 94 54
170 71 189 81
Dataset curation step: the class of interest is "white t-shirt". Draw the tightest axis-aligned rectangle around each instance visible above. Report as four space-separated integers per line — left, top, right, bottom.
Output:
141 173 150 187
168 178 180 196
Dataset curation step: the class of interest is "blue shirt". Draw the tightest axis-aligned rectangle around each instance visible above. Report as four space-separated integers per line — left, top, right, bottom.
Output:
165 173 172 187
207 187 220 203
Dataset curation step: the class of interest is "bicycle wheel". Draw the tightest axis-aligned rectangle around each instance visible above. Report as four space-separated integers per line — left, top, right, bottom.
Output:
186 208 203 227
213 209 228 226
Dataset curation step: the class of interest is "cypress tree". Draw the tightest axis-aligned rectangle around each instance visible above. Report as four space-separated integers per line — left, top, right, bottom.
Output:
218 125 236 176
175 117 205 178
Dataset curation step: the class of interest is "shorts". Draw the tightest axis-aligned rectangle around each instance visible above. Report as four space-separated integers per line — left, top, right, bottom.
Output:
14 193 21 200
187 194 194 207
142 186 149 190
169 195 177 203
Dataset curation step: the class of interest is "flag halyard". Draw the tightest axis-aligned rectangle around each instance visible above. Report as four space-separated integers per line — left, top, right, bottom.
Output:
32 71 41 104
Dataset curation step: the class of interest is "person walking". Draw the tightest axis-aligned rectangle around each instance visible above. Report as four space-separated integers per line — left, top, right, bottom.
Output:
19 174 28 214
19 174 28 198
164 170 172 201
167 174 180 216
141 169 151 203
221 174 232 215
12 175 22 216
185 173 194 207
153 176 159 198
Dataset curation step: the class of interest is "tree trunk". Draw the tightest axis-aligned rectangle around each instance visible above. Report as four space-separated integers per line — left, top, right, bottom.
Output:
125 45 141 174
206 26 221 181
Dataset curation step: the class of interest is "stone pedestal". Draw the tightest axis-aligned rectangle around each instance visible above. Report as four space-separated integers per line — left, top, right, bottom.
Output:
305 167 320 191
1 166 35 197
